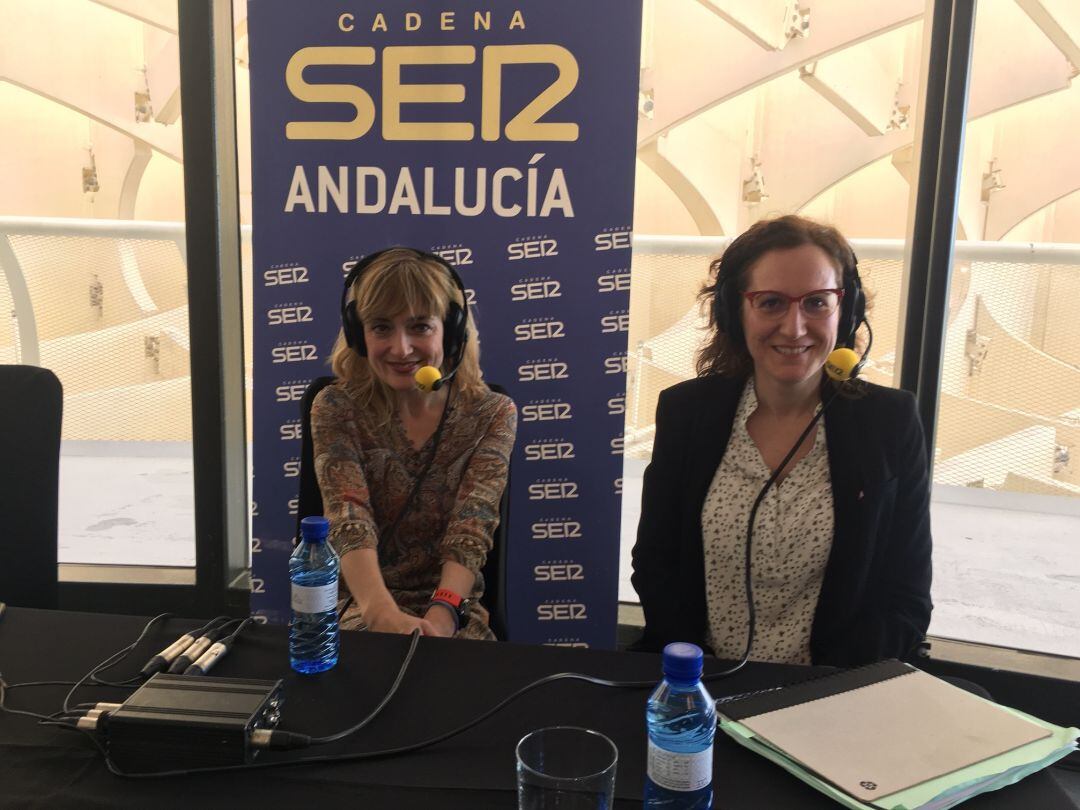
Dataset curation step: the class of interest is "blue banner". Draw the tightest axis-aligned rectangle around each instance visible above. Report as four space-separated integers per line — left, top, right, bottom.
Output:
248 1 641 649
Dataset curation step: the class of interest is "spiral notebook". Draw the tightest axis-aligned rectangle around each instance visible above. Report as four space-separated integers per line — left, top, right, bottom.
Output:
718 660 1056 804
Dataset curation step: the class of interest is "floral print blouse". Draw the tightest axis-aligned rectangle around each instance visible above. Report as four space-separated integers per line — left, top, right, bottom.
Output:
311 380 517 639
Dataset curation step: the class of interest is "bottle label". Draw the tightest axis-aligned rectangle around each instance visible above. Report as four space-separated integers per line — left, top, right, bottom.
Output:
647 739 713 792
291 581 337 613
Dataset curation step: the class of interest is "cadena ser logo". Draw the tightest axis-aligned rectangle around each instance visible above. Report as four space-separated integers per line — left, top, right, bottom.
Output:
607 394 626 416
537 600 588 621
267 303 315 326
603 352 628 375
597 269 631 293
508 236 558 261
287 496 299 517
429 244 474 266
610 435 624 455
594 226 632 251
510 277 561 302
282 457 301 478
533 561 585 582
531 519 583 540
275 381 310 402
283 28 579 144
521 399 573 422
528 478 579 500
279 419 302 441
523 439 576 461
599 310 629 334
514 317 566 341
263 264 309 287
271 341 319 364
518 358 569 382
614 477 623 496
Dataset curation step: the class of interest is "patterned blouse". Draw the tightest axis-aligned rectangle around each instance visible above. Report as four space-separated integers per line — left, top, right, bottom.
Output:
310 380 517 640
701 379 835 664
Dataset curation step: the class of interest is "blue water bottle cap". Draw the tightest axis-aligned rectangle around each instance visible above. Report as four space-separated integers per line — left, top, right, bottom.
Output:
300 516 330 541
662 642 704 682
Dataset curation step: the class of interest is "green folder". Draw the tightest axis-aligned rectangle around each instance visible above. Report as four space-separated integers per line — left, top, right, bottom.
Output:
716 661 1078 810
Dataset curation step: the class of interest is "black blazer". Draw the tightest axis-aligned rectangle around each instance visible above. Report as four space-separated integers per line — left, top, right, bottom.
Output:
630 375 933 667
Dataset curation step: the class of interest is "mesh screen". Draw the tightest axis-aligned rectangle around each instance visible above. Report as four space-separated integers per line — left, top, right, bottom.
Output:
5 233 192 441
624 251 1080 501
3 233 1077 497
935 261 1080 497
0 270 15 363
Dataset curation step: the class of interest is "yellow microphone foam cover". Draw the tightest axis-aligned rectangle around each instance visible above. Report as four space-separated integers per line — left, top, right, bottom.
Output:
414 365 442 392
824 347 860 381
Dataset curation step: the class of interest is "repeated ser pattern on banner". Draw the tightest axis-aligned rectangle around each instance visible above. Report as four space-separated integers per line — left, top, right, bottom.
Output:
247 1 642 649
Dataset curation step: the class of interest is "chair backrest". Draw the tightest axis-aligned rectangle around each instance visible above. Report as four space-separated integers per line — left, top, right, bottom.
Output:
297 376 512 638
480 383 511 640
0 365 62 609
296 375 338 543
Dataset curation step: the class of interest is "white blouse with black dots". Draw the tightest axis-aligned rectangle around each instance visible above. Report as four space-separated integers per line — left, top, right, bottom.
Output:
701 379 835 665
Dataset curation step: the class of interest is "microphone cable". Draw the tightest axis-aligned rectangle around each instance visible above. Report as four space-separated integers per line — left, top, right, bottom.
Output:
183 618 254 676
139 616 231 678
701 378 848 684
168 618 239 675
62 613 172 713
68 629 681 780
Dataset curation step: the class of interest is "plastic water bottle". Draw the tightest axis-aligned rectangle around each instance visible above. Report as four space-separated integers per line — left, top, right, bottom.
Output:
289 516 340 674
644 642 716 808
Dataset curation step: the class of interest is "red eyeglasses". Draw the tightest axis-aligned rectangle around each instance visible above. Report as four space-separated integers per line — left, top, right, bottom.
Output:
743 288 845 319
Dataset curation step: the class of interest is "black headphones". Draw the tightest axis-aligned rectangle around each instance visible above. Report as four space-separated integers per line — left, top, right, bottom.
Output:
340 247 469 371
713 248 866 351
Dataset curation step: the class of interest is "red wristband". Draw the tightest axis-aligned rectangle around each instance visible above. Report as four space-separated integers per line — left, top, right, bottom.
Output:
431 587 463 609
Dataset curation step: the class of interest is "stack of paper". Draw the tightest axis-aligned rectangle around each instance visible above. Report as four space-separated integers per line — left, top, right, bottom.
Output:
717 660 1078 810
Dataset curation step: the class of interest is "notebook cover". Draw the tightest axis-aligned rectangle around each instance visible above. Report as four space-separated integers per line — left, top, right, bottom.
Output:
720 659 911 721
730 667 1052 801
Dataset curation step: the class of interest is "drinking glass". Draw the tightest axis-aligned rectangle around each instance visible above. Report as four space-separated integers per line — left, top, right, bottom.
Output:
516 726 618 809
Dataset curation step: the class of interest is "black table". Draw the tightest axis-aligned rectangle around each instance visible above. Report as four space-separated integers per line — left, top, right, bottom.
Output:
0 608 1074 809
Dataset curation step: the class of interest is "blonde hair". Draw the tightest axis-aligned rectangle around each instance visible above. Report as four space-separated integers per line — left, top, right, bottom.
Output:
330 248 484 426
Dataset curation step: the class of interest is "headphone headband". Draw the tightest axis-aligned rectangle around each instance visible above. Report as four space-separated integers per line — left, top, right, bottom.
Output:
340 247 470 371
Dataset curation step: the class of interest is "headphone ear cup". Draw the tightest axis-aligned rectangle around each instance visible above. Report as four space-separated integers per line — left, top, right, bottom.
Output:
442 301 466 365
715 277 743 348
343 300 367 356
839 271 865 348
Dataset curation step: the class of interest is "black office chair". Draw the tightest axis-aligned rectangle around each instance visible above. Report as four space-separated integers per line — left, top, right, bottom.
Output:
0 365 62 609
296 376 512 639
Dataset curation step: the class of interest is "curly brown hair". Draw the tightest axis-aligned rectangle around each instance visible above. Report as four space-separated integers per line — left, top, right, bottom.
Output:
696 215 861 378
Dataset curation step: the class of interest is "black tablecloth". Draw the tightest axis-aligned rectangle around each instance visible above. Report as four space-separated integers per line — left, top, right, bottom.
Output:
0 608 1074 809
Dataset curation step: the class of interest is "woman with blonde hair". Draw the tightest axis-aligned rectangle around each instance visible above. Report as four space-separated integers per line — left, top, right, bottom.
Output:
311 247 516 640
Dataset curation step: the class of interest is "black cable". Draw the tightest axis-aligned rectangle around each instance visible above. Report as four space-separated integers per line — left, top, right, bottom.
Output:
62 613 171 713
221 617 253 644
699 379 847 684
306 628 422 744
80 662 671 779
0 677 68 723
1 680 126 691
